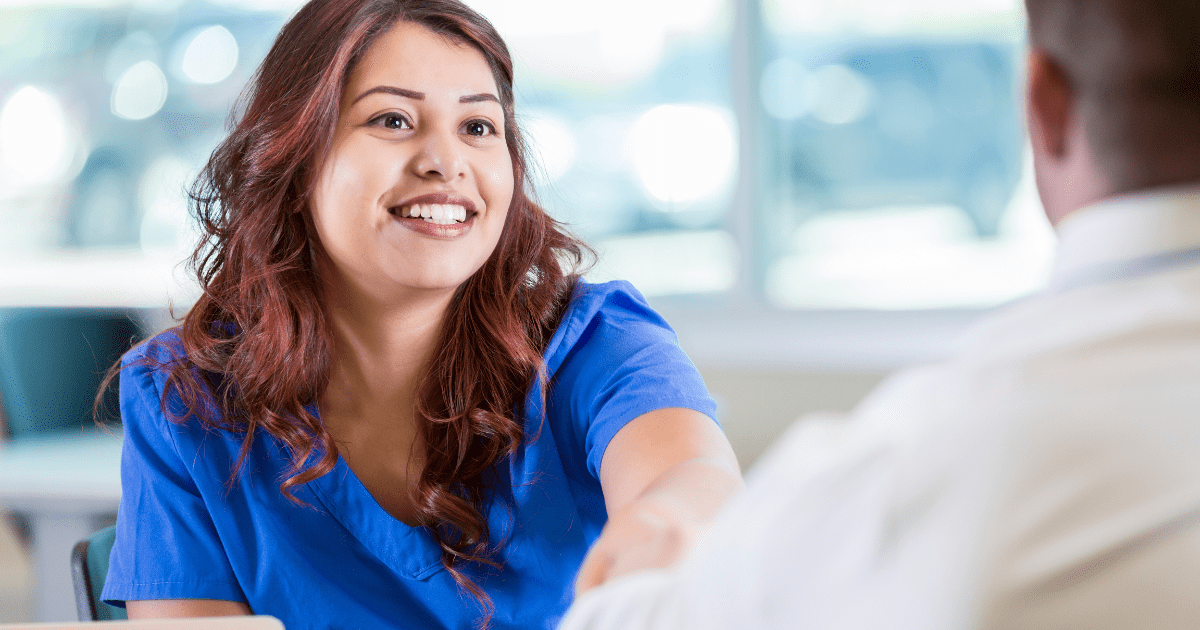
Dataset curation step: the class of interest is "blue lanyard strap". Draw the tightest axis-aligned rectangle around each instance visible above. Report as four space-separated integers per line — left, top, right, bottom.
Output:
1051 244 1200 293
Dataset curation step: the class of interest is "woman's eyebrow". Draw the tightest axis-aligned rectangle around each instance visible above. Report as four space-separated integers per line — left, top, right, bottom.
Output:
460 93 499 104
353 85 424 104
351 87 498 105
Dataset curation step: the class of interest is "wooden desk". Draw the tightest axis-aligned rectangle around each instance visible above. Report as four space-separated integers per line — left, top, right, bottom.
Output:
0 431 122 622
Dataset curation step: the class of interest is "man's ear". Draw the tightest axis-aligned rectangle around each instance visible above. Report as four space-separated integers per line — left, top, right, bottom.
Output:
1027 47 1074 160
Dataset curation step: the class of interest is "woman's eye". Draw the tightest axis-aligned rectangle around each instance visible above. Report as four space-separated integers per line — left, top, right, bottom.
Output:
372 114 410 130
464 120 495 137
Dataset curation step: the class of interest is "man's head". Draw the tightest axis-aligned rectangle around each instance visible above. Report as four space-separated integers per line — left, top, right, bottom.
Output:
1025 0 1200 224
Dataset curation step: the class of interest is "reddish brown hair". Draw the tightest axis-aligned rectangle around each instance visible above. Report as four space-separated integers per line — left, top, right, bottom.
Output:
168 0 586 619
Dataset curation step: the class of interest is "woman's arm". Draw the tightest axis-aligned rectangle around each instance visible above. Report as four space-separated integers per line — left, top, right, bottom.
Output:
127 599 253 618
574 407 743 594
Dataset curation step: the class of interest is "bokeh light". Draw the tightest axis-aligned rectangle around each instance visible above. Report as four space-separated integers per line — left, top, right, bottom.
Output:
630 104 737 208
0 86 77 186
111 60 168 120
180 25 239 84
761 57 814 120
524 112 578 183
809 65 874 125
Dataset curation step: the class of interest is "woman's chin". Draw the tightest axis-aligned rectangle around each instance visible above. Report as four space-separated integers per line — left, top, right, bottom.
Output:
380 269 477 296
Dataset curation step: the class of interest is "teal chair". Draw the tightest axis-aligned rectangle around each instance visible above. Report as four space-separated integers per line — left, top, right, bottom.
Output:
71 524 128 621
0 307 145 439
0 307 148 439
0 308 144 550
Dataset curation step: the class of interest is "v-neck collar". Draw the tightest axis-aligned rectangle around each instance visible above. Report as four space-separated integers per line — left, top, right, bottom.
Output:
302 398 443 580
307 453 445 579
301 280 605 581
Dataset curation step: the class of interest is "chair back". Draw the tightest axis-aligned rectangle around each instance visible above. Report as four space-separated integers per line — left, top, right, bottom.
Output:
0 308 144 440
70 524 127 621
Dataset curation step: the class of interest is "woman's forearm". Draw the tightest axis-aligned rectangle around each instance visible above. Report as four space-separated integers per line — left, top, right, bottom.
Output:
626 456 744 526
127 599 253 618
576 452 744 593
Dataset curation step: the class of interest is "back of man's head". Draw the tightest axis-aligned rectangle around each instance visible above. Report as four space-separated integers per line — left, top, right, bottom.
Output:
1026 0 1200 194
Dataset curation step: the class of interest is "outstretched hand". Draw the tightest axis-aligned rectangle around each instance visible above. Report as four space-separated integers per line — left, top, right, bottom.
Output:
577 408 744 596
574 499 701 594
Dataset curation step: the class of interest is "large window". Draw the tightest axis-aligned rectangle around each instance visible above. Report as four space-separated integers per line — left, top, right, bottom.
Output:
0 0 292 305
471 0 741 297
758 0 1052 309
0 0 1054 362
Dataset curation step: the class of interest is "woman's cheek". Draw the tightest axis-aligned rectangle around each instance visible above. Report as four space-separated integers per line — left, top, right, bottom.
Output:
484 153 516 207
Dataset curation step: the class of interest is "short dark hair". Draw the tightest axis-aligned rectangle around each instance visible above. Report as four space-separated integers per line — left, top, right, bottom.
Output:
1025 0 1200 192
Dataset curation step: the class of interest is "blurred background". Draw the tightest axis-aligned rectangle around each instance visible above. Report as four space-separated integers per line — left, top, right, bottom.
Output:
0 0 1052 620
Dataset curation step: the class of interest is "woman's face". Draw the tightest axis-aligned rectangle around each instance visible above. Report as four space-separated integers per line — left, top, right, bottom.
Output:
309 21 514 301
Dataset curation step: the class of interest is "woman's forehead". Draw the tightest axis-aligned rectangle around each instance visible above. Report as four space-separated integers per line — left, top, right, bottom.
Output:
347 21 499 103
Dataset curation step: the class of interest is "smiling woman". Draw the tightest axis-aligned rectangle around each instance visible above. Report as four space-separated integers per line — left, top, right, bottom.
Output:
97 1 742 629
310 21 514 296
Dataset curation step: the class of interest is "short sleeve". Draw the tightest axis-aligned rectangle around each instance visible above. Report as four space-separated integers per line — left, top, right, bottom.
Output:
101 346 245 606
548 282 719 480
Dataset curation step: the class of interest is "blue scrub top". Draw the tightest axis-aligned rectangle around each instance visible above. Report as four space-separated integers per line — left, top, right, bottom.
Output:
102 280 718 630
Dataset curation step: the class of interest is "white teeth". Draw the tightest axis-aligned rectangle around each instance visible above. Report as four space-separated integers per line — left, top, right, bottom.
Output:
399 203 468 225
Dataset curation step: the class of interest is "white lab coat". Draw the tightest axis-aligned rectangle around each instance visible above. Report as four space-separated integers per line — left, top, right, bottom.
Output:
561 185 1200 630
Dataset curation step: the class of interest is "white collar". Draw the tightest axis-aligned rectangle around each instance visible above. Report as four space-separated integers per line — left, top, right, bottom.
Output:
1049 183 1200 291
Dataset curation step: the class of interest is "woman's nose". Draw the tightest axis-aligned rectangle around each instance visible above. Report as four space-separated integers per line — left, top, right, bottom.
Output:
411 129 465 181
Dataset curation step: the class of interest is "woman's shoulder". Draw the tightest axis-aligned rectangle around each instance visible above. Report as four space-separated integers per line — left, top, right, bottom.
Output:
544 279 676 372
119 327 232 440
123 326 189 370
119 327 212 406
563 279 663 325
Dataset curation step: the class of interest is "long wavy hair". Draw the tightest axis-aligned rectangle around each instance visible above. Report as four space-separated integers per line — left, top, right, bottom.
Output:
162 0 586 618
